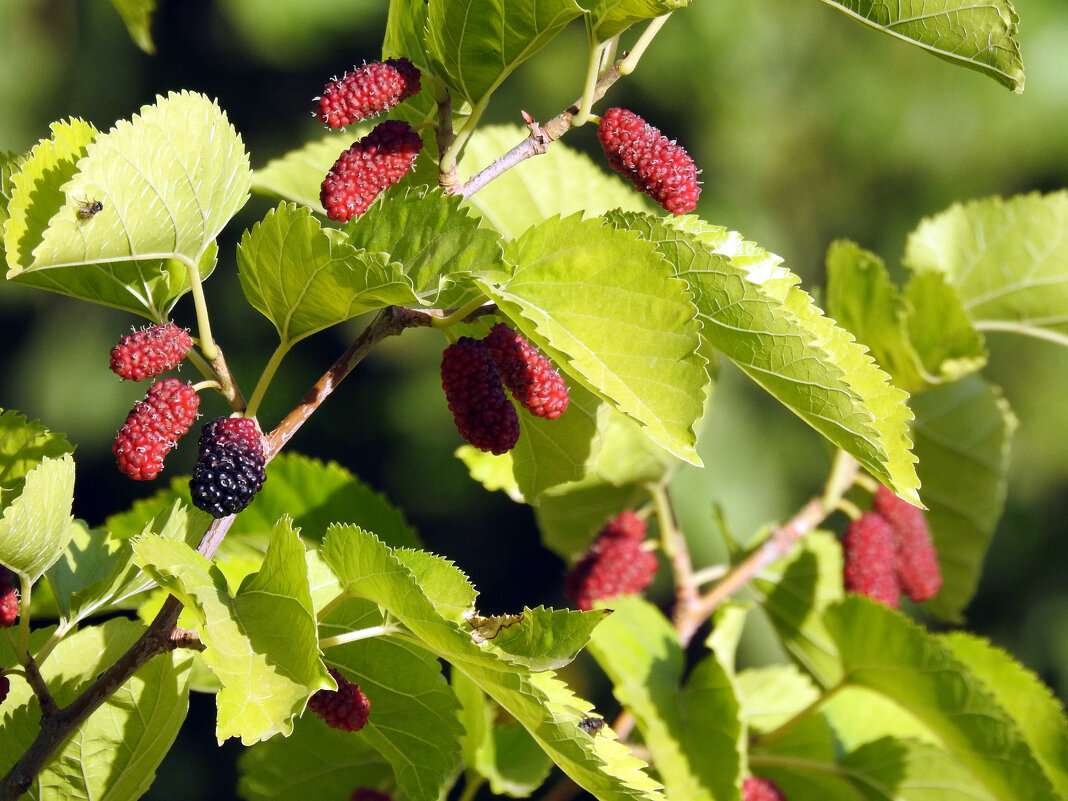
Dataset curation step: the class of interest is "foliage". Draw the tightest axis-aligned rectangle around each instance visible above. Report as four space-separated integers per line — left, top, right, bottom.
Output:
1 3 1066 801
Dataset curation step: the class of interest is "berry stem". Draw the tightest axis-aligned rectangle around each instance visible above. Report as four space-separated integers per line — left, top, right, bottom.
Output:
181 254 218 362
617 13 672 76
244 341 292 421
442 93 491 174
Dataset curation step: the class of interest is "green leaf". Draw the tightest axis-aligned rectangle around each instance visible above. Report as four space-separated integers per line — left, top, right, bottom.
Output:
483 215 707 465
459 125 650 240
610 213 919 503
0 409 73 510
383 0 430 69
0 453 75 583
6 92 250 319
903 270 988 384
481 605 610 671
904 192 1068 346
426 0 585 106
320 525 665 801
252 132 348 214
109 0 157 53
815 0 1024 92
0 619 191 801
238 715 393 801
736 664 822 734
319 601 464 801
132 519 332 744
587 0 689 41
344 186 504 306
588 596 741 801
910 377 1015 621
822 685 941 752
237 202 414 346
535 482 649 560
825 595 1060 801
395 548 478 623
752 531 844 687
841 737 997 801
942 632 1068 799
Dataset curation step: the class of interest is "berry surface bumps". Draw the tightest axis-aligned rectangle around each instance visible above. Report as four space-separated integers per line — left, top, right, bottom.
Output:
0 569 19 628
842 512 900 608
317 58 421 128
320 120 423 222
873 485 943 602
113 379 200 480
189 417 267 518
563 511 658 611
109 322 193 381
308 668 371 732
484 323 569 419
440 337 520 455
597 107 700 214
743 776 787 801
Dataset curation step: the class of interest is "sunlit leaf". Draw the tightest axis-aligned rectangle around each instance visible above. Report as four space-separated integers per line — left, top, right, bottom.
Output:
0 453 75 583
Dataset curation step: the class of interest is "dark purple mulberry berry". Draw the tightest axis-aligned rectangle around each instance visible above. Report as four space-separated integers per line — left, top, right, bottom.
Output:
0 674 9 707
842 512 900 609
317 59 421 128
873 485 942 602
563 512 658 611
744 776 787 801
113 379 200 480
483 323 569 419
350 790 391 801
597 107 700 215
320 120 423 222
0 569 19 628
110 322 193 381
308 668 371 732
189 417 266 518
441 337 520 455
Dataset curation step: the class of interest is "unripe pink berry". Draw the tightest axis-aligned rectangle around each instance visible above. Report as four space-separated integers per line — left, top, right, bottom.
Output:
842 512 900 609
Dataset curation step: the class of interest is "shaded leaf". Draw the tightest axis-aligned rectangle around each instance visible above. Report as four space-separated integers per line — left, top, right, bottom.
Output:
841 737 996 801
0 453 75 583
903 270 987 384
0 409 73 510
109 0 157 53
588 0 690 41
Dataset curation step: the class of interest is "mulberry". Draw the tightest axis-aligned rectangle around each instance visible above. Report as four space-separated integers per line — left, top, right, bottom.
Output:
842 512 900 609
320 120 423 222
317 58 421 128
483 323 569 419
0 569 18 627
189 417 266 518
563 512 658 611
309 668 371 732
873 485 942 602
109 322 193 381
743 776 787 801
113 379 200 480
440 337 520 455
596 107 700 214
350 791 391 801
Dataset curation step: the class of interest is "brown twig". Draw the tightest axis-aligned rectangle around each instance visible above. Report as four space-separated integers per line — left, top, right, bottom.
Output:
20 658 58 719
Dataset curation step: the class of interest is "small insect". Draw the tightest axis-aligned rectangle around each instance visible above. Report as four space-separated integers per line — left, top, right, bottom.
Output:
76 199 104 219
578 717 605 736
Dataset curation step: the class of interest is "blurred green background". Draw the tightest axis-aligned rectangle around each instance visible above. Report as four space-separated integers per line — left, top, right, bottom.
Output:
2 1 1067 798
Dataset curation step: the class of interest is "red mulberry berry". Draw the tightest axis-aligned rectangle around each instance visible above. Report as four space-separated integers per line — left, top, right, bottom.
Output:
350 790 391 801
441 337 520 455
743 776 787 801
483 323 569 419
0 674 9 706
320 120 423 222
109 322 193 381
0 569 19 627
113 379 200 480
596 107 700 215
842 512 900 609
563 512 658 611
317 59 421 128
873 485 942 602
189 417 266 518
308 668 371 732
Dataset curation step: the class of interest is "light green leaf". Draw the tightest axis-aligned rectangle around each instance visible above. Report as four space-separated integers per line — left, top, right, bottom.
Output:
321 525 665 801
237 202 414 346
0 409 73 509
822 686 940 752
0 453 75 583
587 0 689 41
459 125 650 240
344 187 504 306
109 0 157 53
752 530 844 687
132 520 332 744
0 619 191 801
395 548 477 623
910 377 1015 621
815 0 1023 92
736 664 822 734
611 213 919 503
238 715 393 801
6 93 251 319
904 192 1068 345
426 0 585 106
456 445 525 501
841 737 997 801
252 133 348 215
903 270 988 384
383 0 429 69
0 151 22 255
482 605 610 671
942 632 1068 799
588 596 741 801
483 215 707 465
825 595 1060 801
319 601 464 801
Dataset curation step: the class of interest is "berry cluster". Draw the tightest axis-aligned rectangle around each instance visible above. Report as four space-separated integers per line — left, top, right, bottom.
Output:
317 58 421 128
321 120 423 222
113 379 200 481
842 486 943 607
563 511 658 611
189 417 267 518
743 776 787 801
597 107 700 215
440 323 570 454
0 569 19 628
308 668 371 732
109 322 193 381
